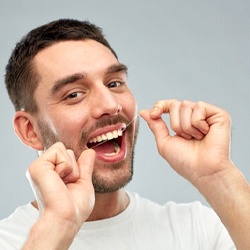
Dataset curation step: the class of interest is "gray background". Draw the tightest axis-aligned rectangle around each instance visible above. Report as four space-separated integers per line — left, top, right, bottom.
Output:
0 0 249 219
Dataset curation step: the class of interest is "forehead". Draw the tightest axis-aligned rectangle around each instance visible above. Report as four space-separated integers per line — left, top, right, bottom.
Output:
33 39 119 82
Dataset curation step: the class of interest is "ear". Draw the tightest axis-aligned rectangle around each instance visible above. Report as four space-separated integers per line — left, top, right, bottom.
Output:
14 111 44 150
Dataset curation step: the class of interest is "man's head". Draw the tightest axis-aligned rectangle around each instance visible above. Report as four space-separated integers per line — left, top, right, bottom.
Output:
5 19 139 193
5 18 118 114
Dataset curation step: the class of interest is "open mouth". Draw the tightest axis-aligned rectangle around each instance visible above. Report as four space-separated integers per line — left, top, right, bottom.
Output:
87 128 124 156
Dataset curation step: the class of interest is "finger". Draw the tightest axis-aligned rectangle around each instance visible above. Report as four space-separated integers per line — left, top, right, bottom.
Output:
179 100 205 140
191 102 210 134
27 142 68 181
152 100 193 140
149 100 208 140
150 99 177 119
48 145 75 180
61 149 80 184
29 142 79 186
42 142 69 168
65 149 96 221
193 101 231 129
140 109 170 142
147 100 183 136
77 149 96 182
167 100 192 139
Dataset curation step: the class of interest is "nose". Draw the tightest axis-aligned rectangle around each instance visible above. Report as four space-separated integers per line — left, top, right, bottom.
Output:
90 85 122 118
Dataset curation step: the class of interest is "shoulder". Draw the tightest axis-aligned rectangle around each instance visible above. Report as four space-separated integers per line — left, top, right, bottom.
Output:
0 203 38 227
127 193 232 249
0 203 38 249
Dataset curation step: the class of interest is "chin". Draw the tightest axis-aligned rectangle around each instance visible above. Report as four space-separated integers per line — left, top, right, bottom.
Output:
92 161 133 194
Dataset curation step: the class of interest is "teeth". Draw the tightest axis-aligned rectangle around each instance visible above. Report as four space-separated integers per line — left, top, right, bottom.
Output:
118 129 122 136
106 132 113 140
101 134 108 141
112 130 118 138
88 128 123 143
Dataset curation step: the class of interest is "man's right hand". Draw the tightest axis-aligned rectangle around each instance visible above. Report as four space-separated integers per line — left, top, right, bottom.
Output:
23 142 96 249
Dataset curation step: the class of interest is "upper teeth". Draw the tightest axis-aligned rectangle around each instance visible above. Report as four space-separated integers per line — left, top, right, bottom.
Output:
88 128 123 143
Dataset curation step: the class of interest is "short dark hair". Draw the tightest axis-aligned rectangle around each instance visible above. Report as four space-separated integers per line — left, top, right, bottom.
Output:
5 18 118 113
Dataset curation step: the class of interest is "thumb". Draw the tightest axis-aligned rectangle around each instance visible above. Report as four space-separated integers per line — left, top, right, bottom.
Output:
140 109 170 141
77 149 96 181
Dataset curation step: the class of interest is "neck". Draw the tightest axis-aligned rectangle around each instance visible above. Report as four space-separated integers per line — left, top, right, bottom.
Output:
87 188 129 221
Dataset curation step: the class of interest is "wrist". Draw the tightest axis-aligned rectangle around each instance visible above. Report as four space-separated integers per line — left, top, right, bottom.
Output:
195 162 250 250
22 212 79 250
194 161 250 223
195 162 245 196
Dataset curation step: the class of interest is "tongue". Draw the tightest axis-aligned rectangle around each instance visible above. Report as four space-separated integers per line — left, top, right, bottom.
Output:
93 140 117 155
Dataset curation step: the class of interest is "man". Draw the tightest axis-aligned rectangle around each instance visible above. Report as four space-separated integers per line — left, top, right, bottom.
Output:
1 18 249 249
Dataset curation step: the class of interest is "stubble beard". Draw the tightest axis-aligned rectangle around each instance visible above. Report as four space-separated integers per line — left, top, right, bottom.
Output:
37 115 139 194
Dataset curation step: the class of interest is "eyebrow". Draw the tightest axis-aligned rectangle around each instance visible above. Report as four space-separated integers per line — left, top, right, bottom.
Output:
50 63 128 96
50 73 86 95
105 63 128 75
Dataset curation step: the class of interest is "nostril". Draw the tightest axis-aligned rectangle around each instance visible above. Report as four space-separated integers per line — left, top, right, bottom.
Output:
116 104 122 115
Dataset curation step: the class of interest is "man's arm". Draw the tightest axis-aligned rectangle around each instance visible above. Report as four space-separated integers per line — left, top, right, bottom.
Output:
140 100 250 250
22 143 96 250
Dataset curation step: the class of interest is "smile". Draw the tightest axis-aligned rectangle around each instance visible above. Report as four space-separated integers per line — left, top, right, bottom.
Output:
88 128 123 144
87 126 126 158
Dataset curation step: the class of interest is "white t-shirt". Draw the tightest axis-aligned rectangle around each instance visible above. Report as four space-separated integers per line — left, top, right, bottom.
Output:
0 191 235 249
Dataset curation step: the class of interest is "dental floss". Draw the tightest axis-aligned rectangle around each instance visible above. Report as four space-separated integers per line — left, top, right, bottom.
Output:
90 113 139 149
121 113 139 132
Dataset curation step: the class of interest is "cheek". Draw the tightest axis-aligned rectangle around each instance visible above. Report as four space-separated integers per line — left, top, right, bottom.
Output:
125 94 137 117
53 111 87 138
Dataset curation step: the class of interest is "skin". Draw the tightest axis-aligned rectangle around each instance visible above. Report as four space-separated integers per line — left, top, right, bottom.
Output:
13 40 250 249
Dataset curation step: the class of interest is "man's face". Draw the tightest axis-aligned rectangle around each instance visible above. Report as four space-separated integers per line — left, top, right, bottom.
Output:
32 40 138 193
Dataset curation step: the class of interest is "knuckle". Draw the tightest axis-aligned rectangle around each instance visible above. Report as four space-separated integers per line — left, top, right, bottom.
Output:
194 101 204 109
181 99 191 106
180 100 194 110
182 123 191 132
170 121 182 134
53 142 66 150
66 149 75 157
191 117 200 127
169 99 179 110
221 110 232 125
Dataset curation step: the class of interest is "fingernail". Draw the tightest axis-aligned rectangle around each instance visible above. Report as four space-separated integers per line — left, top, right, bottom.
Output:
150 106 159 116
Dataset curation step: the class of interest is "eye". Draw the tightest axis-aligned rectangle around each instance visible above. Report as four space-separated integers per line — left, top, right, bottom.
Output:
66 92 83 99
107 81 123 89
